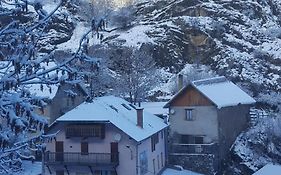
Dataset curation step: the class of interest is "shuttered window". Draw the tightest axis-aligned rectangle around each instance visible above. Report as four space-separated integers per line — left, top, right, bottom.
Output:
81 142 88 155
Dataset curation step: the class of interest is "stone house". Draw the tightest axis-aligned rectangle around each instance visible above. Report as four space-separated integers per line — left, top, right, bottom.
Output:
164 76 256 174
29 81 88 125
43 96 168 175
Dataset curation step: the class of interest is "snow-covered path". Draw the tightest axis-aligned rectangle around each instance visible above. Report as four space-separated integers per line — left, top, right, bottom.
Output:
57 22 90 51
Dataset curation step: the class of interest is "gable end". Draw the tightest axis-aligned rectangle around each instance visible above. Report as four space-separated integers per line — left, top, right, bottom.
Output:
170 85 214 107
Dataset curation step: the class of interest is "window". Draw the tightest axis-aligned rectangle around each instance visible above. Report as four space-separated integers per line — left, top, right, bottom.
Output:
161 152 163 167
151 133 159 152
157 155 160 170
110 171 117 175
185 109 194 121
181 135 204 144
76 173 90 175
195 136 204 144
139 151 148 175
181 135 190 144
161 130 164 139
56 170 64 175
66 98 70 107
121 103 131 110
81 142 88 155
153 159 156 174
94 170 101 175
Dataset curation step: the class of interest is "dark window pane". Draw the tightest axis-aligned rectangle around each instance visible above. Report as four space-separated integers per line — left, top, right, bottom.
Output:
81 142 88 155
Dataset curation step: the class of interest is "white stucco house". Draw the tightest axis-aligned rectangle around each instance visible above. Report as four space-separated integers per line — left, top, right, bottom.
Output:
43 96 168 175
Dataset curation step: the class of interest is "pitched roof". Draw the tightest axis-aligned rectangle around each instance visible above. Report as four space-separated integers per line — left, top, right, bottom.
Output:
141 102 168 116
27 81 88 100
56 96 168 142
164 76 256 108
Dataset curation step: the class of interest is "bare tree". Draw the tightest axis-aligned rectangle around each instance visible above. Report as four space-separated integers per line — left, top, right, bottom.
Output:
77 0 113 24
113 48 158 103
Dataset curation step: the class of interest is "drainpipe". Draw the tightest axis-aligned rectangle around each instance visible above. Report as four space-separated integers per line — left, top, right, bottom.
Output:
136 144 139 175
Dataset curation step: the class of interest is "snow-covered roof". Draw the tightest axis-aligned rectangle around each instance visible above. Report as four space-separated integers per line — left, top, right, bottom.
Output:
161 168 203 175
25 62 62 100
56 96 168 142
141 102 168 116
253 164 281 175
27 83 58 99
164 76 256 108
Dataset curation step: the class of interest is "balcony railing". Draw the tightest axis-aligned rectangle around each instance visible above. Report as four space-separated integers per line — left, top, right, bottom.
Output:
45 152 119 166
66 124 105 138
170 143 217 155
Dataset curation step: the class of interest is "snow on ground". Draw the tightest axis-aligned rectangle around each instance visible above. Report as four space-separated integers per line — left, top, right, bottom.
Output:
57 22 90 51
15 161 41 175
42 0 58 13
161 168 203 175
114 25 156 47
253 164 281 175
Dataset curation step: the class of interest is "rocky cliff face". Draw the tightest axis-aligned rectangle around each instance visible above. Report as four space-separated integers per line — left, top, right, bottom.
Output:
101 0 281 110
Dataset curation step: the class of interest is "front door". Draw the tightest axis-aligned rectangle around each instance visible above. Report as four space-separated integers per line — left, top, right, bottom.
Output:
110 142 118 163
55 141 64 161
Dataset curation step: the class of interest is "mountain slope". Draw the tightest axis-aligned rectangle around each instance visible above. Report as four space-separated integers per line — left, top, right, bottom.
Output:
99 0 281 110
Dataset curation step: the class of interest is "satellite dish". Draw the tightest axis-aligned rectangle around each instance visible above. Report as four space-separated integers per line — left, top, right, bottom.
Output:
170 109 175 115
114 133 122 142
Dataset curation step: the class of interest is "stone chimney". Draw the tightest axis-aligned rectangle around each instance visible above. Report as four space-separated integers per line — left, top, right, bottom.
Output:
136 107 144 128
178 74 184 91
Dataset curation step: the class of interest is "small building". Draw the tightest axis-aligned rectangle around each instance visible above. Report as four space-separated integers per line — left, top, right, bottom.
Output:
164 76 255 174
29 81 88 125
44 96 168 175
26 61 89 125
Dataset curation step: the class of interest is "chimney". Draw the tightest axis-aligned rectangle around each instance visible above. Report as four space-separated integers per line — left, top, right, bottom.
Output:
136 107 144 128
178 74 184 91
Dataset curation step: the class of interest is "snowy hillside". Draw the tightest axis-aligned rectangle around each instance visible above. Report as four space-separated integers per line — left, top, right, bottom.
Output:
60 0 281 111
76 0 281 173
88 0 281 111
1 0 279 173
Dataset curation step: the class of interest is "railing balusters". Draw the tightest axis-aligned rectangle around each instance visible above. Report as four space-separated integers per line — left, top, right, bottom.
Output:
45 152 118 166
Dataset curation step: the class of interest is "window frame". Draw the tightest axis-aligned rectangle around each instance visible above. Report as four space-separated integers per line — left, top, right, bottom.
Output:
151 133 159 152
139 151 148 175
185 108 194 121
81 142 89 155
180 134 204 144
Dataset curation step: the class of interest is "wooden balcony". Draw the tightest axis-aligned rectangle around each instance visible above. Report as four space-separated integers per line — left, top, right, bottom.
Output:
65 124 105 138
45 152 119 167
170 142 218 155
